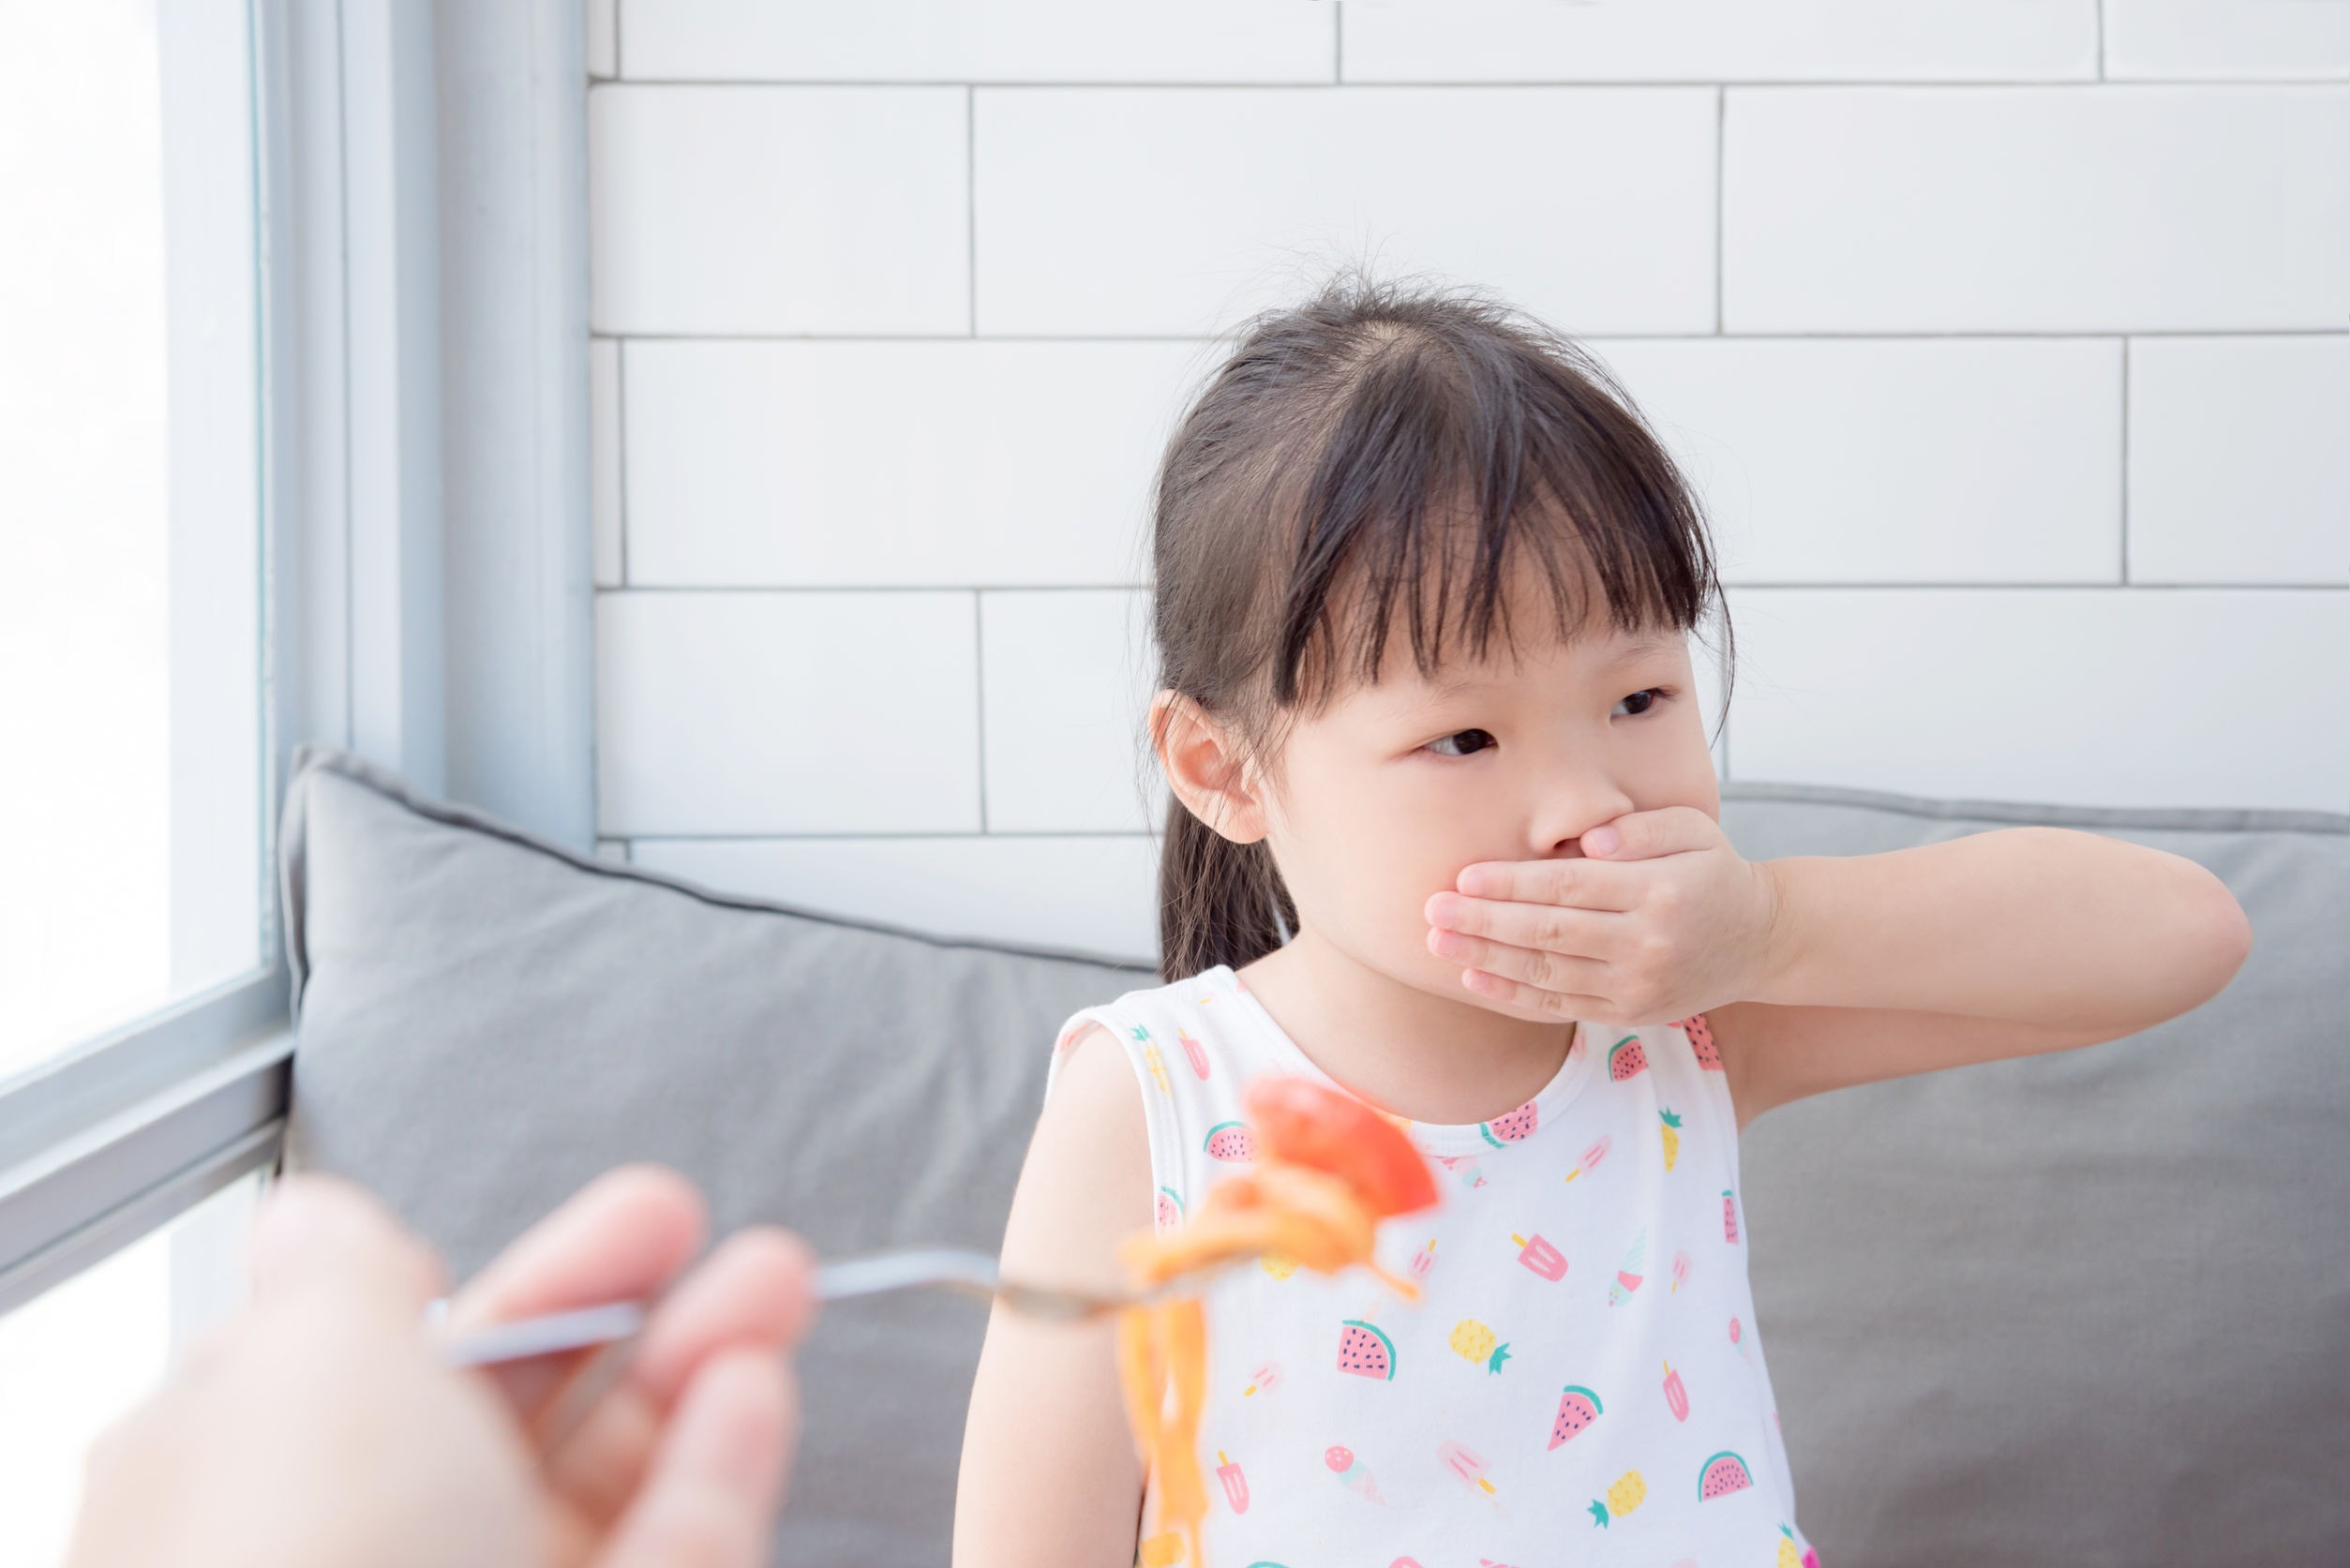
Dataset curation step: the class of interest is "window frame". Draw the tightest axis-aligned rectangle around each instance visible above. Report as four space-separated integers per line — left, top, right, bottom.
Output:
0 0 600 1318
0 0 292 1320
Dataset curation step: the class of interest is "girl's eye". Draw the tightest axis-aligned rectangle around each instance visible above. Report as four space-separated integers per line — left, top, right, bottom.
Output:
1613 689 1663 717
1427 728 1497 757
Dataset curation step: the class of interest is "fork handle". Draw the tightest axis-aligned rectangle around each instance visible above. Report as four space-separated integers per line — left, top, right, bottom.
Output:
814 1246 1003 1304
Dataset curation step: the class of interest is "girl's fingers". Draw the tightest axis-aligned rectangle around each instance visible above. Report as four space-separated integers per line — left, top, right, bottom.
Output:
1577 806 1722 862
1458 967 1614 1023
1451 855 1642 911
1430 929 1610 997
1426 897 1623 959
593 1350 797 1568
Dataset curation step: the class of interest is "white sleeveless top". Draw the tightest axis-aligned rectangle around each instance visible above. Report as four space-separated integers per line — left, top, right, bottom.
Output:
1049 963 1819 1568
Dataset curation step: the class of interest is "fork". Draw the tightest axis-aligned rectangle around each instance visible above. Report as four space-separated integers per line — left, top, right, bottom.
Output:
437 1246 1209 1369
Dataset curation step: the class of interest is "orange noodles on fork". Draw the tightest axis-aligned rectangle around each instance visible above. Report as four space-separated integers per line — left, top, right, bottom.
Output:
1111 1076 1440 1566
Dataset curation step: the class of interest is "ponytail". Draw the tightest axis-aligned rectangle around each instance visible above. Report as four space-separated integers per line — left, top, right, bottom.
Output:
1158 796 1296 982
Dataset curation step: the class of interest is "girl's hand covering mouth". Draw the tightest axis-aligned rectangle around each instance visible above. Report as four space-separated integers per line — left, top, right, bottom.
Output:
1422 805 1784 1025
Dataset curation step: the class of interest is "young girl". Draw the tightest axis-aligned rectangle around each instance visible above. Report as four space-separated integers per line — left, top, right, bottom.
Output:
952 276 2249 1568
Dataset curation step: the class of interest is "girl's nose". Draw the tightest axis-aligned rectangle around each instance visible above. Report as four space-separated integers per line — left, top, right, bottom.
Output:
1529 773 1637 859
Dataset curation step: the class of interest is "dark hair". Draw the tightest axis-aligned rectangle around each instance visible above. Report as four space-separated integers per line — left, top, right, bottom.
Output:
1148 272 1729 982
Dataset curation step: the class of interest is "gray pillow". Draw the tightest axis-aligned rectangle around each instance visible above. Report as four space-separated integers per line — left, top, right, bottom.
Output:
283 748 2350 1566
1723 784 2350 1568
279 746 1151 1568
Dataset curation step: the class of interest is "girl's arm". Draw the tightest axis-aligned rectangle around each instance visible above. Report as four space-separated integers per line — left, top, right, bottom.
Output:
953 1024 1149 1568
1429 813 2252 1129
1717 826 2252 1124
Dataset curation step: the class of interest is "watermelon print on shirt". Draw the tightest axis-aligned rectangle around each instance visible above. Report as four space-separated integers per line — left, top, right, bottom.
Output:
1044 967 1819 1568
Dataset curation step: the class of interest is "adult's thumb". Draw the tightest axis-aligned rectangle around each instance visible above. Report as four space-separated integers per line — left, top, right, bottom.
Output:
246 1173 445 1312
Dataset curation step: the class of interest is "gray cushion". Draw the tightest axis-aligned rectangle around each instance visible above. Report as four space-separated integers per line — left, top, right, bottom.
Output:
1723 784 2350 1568
282 749 2350 1566
278 747 1150 1568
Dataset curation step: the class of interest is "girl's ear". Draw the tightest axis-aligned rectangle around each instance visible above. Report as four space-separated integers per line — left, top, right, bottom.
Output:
1149 690 1269 845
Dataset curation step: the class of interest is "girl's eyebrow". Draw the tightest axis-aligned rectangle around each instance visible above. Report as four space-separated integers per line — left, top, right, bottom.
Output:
1387 633 1683 709
1607 633 1681 664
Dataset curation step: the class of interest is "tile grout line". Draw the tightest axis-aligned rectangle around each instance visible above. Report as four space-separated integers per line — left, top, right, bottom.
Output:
1334 2 1343 84
591 76 2333 89
966 85 978 335
335 0 355 746
2119 336 2132 585
616 338 631 587
1714 84 1726 335
590 582 2350 596
592 328 2350 345
974 590 991 831
625 830 1164 844
2096 0 2106 81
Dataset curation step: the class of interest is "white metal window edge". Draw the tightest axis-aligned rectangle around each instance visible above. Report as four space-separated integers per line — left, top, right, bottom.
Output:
0 971 292 1316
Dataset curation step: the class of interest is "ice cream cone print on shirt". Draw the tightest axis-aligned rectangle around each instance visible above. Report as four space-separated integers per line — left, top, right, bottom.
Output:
1608 1230 1648 1307
1325 1445 1385 1503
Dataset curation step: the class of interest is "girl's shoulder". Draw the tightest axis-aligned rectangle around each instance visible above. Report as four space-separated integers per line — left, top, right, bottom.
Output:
1048 963 1274 1086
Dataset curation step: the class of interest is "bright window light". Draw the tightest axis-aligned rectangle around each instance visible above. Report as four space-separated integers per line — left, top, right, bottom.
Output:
0 0 262 1086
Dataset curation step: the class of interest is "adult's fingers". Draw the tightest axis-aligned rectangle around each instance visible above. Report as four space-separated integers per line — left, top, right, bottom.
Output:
449 1165 708 1331
247 1174 445 1315
592 1350 796 1568
1450 855 1642 911
630 1227 817 1408
535 1226 818 1525
1577 805 1721 862
445 1165 708 1419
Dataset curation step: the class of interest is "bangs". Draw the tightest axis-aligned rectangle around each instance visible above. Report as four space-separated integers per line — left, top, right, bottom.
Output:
1262 309 1718 710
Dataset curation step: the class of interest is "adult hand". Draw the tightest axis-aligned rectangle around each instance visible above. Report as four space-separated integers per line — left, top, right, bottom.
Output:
65 1166 815 1568
1422 806 1784 1025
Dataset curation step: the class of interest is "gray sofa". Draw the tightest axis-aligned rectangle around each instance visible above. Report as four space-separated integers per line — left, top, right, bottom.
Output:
279 746 2350 1567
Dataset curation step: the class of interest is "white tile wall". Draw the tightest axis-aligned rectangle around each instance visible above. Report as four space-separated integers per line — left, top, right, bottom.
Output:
623 340 1206 586
631 835 1160 961
973 87 1719 336
2103 1 2350 82
1726 588 2350 811
588 10 2350 957
2127 336 2350 586
1724 86 2350 333
589 85 969 336
1595 336 2122 583
1340 1 2099 83
621 1 1336 84
980 590 1160 833
595 591 981 835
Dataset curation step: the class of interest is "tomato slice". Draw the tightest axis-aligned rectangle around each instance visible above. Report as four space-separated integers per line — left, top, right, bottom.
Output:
1241 1077 1437 1218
